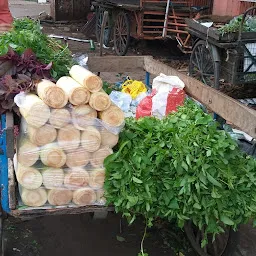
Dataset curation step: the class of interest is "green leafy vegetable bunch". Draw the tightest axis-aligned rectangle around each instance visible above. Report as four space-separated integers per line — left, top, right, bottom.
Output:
0 18 74 79
104 100 256 245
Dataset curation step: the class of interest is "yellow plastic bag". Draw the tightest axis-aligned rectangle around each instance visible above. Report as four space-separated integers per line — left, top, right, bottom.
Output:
121 80 147 99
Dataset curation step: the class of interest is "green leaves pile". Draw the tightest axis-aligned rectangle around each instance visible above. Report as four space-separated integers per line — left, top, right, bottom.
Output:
104 100 256 245
219 15 256 35
0 18 74 79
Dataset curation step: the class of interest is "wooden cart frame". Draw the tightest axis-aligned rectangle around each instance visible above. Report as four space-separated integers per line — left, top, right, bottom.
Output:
93 0 213 55
0 55 256 256
186 6 256 89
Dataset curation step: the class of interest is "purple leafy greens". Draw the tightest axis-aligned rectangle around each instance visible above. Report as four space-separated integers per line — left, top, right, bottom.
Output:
0 48 54 115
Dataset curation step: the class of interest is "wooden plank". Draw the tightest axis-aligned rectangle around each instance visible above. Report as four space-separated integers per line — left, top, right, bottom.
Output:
87 56 146 73
11 206 114 219
6 112 14 159
144 56 256 138
185 18 220 41
8 159 16 210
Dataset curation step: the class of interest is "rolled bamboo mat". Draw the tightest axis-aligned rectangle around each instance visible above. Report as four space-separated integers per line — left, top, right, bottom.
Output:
65 147 91 168
73 187 96 205
21 188 48 207
90 147 113 168
57 124 80 152
40 144 66 168
42 168 64 189
37 79 68 109
56 76 90 106
64 168 90 189
89 92 111 111
17 140 39 167
18 94 50 128
49 109 71 129
100 129 119 148
16 165 43 190
28 124 57 146
72 105 97 130
48 189 73 206
99 105 125 127
89 169 105 189
81 126 101 153
69 65 103 93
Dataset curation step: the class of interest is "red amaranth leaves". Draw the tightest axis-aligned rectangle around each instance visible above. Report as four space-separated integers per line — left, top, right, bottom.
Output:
0 48 54 114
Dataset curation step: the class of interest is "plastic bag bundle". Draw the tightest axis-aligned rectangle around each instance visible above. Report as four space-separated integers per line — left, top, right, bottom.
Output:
136 74 185 119
14 66 125 208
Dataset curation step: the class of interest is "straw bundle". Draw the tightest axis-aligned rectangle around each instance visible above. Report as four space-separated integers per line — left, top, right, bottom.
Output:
81 126 101 153
90 147 113 168
100 129 119 148
49 109 71 129
89 169 105 189
40 144 66 168
28 124 57 146
89 91 111 111
69 65 102 92
48 189 73 206
72 105 97 130
99 105 124 127
65 147 91 168
37 79 68 108
21 188 47 207
64 168 90 189
57 124 80 151
16 165 43 190
73 187 96 205
56 76 90 106
17 140 39 167
42 168 64 189
18 94 50 128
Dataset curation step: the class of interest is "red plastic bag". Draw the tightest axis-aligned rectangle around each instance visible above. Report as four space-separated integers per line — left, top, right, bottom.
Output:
136 88 185 119
165 88 185 114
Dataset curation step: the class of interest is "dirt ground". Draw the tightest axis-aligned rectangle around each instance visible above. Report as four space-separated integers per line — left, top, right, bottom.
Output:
4 214 176 256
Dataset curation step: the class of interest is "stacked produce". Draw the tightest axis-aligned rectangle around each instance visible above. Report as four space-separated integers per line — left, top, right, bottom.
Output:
15 65 125 208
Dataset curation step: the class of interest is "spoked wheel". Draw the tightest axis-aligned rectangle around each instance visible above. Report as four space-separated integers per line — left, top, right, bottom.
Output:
114 12 130 56
184 221 230 256
189 40 220 89
95 6 112 46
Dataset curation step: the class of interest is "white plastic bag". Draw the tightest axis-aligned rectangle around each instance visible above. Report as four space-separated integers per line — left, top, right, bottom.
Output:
151 74 185 118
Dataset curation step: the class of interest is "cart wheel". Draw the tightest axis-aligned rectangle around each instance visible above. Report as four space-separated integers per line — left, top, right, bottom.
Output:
114 12 130 56
184 221 230 256
91 211 108 220
95 7 112 46
189 40 220 89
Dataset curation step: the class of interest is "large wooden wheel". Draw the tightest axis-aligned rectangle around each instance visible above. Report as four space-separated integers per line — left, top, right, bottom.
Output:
95 6 112 46
189 40 220 89
114 11 130 56
184 221 230 256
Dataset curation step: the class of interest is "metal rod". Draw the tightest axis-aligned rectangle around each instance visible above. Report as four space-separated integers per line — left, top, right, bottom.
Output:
162 0 171 37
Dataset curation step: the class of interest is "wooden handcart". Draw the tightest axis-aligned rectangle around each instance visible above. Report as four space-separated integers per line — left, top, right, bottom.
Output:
186 6 256 89
93 0 213 55
0 56 256 256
